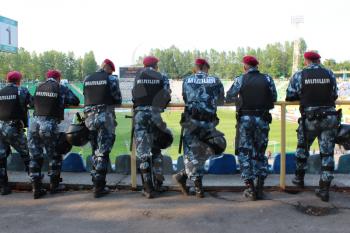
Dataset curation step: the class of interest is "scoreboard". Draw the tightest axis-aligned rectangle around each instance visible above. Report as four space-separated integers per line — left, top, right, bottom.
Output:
0 15 18 53
119 67 143 103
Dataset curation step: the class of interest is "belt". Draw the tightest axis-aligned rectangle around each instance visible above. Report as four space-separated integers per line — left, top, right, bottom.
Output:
191 113 217 122
238 110 267 116
302 110 338 120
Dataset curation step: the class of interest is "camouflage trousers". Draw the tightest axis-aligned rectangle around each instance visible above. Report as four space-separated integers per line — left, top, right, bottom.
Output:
134 110 167 184
296 115 338 182
85 110 116 183
236 116 270 182
0 121 30 184
28 117 61 182
183 119 216 180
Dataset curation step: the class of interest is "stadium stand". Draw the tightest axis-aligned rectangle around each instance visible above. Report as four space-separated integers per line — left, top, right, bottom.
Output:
337 154 350 174
62 153 86 172
207 154 237 174
272 152 296 174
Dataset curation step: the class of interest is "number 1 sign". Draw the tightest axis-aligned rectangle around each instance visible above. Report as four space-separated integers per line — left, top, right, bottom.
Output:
0 16 18 53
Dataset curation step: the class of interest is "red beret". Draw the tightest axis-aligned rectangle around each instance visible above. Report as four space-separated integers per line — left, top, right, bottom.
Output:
243 55 259 66
6 71 22 83
195 58 210 68
103 59 115 72
304 51 321 60
143 56 159 67
46 70 61 80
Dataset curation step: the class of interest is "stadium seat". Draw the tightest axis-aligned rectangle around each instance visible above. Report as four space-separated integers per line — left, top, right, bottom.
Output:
7 153 26 171
85 155 114 173
62 153 86 172
207 154 237 174
115 154 140 174
306 154 321 174
272 152 296 174
177 155 185 172
337 154 350 174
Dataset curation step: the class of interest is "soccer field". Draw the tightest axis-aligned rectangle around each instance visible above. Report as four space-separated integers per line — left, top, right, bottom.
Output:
71 108 303 161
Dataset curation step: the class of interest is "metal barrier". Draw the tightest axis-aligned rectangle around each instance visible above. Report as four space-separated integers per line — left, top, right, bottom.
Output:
69 100 350 190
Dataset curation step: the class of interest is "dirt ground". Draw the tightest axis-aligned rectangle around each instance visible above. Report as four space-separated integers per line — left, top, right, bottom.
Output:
1 190 350 233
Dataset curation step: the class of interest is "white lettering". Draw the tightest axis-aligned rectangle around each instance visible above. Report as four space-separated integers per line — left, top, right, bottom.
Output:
187 77 216 84
85 80 107 86
136 79 161 85
305 78 331 85
36 92 58 98
0 95 16 101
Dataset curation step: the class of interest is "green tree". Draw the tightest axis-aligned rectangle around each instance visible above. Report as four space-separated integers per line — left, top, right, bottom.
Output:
82 51 98 77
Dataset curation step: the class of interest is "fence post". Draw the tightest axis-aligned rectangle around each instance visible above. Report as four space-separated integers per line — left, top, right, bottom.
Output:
280 103 287 190
130 109 137 190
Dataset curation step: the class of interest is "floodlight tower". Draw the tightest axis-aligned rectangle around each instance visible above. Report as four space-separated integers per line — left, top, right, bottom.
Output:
291 15 304 74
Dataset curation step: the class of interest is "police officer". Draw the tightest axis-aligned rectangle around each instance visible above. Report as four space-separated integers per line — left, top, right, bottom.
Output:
173 58 225 198
286 51 339 202
226 56 277 200
0 71 32 195
29 70 80 199
83 59 122 198
132 56 172 199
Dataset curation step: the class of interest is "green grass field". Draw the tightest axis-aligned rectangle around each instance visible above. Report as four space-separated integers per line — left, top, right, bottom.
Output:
71 108 307 162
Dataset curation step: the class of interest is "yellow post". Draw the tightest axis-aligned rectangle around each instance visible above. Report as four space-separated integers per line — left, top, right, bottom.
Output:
130 109 137 189
280 103 287 190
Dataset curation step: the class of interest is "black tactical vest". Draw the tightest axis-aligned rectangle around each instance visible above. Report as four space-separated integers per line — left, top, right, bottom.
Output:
300 68 335 108
132 68 167 108
239 71 274 110
0 85 26 122
84 71 114 106
34 81 62 119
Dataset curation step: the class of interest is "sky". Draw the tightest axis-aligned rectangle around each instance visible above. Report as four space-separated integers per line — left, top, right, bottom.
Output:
1 0 350 69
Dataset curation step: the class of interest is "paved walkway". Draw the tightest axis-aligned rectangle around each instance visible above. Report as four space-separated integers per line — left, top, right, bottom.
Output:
1 190 350 233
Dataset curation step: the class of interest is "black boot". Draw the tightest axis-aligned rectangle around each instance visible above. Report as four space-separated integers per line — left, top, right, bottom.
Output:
32 177 47 199
141 173 155 199
93 179 110 198
292 170 305 188
315 180 331 202
243 179 256 201
0 176 11 196
173 170 188 196
50 176 66 194
153 173 168 193
24 161 30 175
193 177 204 198
255 176 265 200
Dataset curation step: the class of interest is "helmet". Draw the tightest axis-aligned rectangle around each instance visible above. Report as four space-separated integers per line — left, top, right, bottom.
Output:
336 124 350 150
56 132 72 155
202 129 227 155
66 123 90 146
154 128 173 149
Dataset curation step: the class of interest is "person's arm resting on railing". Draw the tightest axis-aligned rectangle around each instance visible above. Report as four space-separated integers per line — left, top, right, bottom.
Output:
109 75 122 106
225 75 242 103
63 85 80 107
285 72 301 101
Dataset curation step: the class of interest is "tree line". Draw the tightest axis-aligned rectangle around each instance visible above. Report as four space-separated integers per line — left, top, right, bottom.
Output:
0 49 98 81
1 38 349 82
139 39 350 79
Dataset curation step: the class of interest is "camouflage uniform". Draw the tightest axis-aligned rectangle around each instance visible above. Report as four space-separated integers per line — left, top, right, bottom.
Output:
28 79 80 186
132 67 171 197
83 70 122 190
226 67 277 184
286 64 338 188
182 71 225 184
0 84 32 194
